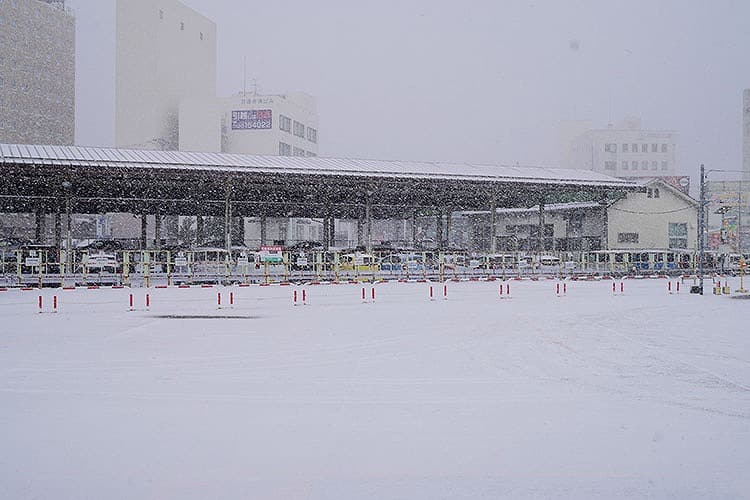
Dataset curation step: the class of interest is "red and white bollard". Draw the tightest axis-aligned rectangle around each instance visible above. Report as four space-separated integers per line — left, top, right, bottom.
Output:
37 295 59 314
371 286 376 303
217 291 234 309
294 289 307 306
429 285 435 301
443 284 448 300
145 293 151 311
129 293 134 311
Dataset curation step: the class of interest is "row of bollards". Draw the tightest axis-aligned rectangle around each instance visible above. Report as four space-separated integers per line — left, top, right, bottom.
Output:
26 278 713 315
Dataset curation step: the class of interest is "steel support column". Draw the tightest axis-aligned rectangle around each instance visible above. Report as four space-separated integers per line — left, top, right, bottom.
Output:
436 211 443 250
154 214 162 251
196 215 204 247
412 210 418 247
259 215 267 247
490 194 497 253
357 215 364 248
445 210 452 249
54 211 62 250
141 214 148 250
365 197 373 254
236 216 245 246
224 185 232 256
322 217 330 249
35 208 46 244
328 217 336 248
538 199 546 252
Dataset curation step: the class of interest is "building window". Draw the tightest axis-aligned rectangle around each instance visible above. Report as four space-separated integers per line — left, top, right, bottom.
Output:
661 144 668 153
632 143 638 152
200 32 203 41
641 160 648 170
622 143 629 153
651 161 658 170
632 161 638 170
651 143 658 152
604 161 617 170
180 22 185 31
618 232 639 244
279 115 291 132
669 223 688 249
604 143 617 153
279 142 291 156
159 9 164 20
642 144 648 153
293 121 305 138
622 161 629 170
293 147 306 157
661 160 668 170
306 127 318 144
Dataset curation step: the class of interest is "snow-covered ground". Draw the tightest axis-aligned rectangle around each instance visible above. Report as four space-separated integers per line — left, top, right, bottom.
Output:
1 278 749 499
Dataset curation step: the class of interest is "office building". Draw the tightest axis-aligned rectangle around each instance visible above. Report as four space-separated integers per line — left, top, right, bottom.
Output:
115 0 216 150
0 0 75 145
560 117 677 178
179 91 318 157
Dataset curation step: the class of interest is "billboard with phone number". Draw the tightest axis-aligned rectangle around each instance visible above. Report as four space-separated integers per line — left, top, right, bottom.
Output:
231 109 272 130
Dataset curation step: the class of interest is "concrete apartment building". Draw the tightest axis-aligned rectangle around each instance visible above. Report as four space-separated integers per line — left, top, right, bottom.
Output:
115 0 216 150
179 91 318 157
560 117 677 179
0 0 75 145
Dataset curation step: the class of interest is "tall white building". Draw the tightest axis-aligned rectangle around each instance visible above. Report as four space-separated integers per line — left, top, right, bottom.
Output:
560 117 677 179
179 91 318 156
0 0 75 145
115 0 216 150
743 89 750 182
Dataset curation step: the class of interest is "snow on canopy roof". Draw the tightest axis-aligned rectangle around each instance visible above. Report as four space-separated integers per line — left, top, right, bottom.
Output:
459 201 604 216
0 143 636 188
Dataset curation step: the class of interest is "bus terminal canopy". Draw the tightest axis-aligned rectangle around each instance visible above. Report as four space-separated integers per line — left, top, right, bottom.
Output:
0 143 639 218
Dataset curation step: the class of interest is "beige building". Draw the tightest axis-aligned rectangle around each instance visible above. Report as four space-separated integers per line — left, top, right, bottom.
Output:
607 179 698 252
0 0 75 145
115 0 216 150
462 179 698 253
560 117 677 178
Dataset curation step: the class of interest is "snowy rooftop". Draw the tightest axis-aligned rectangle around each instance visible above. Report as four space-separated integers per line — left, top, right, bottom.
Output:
0 143 637 188
459 201 604 216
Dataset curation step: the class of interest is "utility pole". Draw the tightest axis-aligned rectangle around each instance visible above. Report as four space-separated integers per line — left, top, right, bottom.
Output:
698 164 706 294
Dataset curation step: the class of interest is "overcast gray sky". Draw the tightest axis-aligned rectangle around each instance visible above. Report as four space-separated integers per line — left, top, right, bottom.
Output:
68 0 750 181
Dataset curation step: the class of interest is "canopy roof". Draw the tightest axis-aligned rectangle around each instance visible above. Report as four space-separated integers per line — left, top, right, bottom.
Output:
0 143 639 218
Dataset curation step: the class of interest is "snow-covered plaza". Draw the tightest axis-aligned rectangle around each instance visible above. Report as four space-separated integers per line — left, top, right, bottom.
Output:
1 278 749 498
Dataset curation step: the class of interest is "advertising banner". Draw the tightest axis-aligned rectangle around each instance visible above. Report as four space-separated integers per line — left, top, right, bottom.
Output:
231 109 272 130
